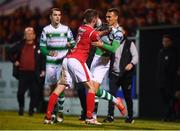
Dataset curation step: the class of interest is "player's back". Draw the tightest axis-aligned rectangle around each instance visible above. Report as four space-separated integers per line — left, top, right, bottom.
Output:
68 25 99 62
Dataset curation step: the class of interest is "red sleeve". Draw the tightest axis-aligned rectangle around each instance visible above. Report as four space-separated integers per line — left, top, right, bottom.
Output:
90 31 100 42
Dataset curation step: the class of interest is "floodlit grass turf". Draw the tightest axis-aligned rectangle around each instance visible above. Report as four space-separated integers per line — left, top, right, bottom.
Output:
0 110 180 130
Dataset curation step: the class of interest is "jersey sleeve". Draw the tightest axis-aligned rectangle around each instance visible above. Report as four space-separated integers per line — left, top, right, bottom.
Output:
130 41 139 65
101 30 123 53
40 29 49 55
40 29 47 47
90 30 100 42
67 27 76 48
102 40 120 53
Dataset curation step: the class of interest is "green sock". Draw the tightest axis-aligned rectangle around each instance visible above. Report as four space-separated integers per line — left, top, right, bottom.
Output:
93 96 99 119
58 92 65 113
96 88 117 104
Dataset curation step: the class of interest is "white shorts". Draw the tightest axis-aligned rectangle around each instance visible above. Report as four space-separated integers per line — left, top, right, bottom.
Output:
45 64 62 87
58 58 92 88
90 54 110 84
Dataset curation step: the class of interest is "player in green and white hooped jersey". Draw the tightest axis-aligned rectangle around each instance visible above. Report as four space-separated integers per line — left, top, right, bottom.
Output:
91 8 126 122
40 8 75 123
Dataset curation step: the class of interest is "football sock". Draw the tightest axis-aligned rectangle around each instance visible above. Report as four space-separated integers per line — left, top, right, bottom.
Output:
96 88 117 104
93 96 99 119
46 93 58 119
52 92 65 115
86 92 95 118
58 92 65 113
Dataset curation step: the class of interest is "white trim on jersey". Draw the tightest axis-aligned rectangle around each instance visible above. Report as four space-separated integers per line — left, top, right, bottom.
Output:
89 30 95 38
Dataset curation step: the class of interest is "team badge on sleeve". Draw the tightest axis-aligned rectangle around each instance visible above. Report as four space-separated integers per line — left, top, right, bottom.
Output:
114 31 123 41
69 31 73 38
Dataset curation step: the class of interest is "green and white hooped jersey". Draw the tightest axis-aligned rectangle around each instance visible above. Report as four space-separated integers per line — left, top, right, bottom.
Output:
40 24 75 65
95 25 124 56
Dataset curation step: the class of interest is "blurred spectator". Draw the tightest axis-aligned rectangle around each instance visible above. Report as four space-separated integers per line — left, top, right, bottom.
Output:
7 27 45 116
156 34 178 121
0 0 180 43
146 10 158 26
171 11 180 25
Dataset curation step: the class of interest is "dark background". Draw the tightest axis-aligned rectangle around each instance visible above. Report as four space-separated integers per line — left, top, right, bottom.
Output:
139 25 180 118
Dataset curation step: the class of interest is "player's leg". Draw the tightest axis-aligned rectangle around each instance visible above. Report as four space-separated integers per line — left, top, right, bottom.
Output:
67 58 100 125
44 58 70 124
68 58 95 120
89 81 101 125
56 92 65 123
96 88 116 103
90 55 109 122
44 65 58 122
91 56 126 119
84 81 102 125
44 84 66 124
96 87 125 115
44 64 65 123
44 64 58 111
55 65 65 123
93 96 99 119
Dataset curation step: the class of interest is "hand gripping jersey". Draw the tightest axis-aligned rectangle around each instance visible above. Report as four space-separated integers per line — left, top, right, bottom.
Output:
90 25 124 83
96 25 124 56
40 24 75 65
67 25 100 63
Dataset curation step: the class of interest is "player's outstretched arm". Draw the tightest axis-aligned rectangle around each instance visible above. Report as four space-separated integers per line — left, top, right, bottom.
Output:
92 40 119 53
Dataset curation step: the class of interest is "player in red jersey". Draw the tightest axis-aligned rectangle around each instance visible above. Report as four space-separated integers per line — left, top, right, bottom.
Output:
44 9 103 125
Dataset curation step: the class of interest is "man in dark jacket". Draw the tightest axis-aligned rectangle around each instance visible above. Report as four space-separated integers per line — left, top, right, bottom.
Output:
103 36 139 123
8 27 45 116
157 34 178 121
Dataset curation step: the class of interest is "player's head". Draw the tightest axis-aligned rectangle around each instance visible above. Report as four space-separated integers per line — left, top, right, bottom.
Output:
24 27 36 42
106 8 120 26
162 34 172 48
83 9 99 27
50 8 61 27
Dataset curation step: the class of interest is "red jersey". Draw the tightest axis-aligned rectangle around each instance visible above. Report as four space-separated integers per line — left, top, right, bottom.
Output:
67 25 100 63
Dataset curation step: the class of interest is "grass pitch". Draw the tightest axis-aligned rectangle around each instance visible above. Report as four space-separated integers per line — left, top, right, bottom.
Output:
0 110 180 130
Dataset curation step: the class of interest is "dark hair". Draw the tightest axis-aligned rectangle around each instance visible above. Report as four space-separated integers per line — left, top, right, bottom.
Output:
50 8 61 15
83 9 98 24
107 8 120 17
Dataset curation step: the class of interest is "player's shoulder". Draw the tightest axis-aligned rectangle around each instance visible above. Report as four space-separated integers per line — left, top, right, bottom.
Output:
115 26 123 34
81 25 94 31
59 24 70 30
43 24 51 31
117 26 123 31
114 26 123 37
79 25 96 35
